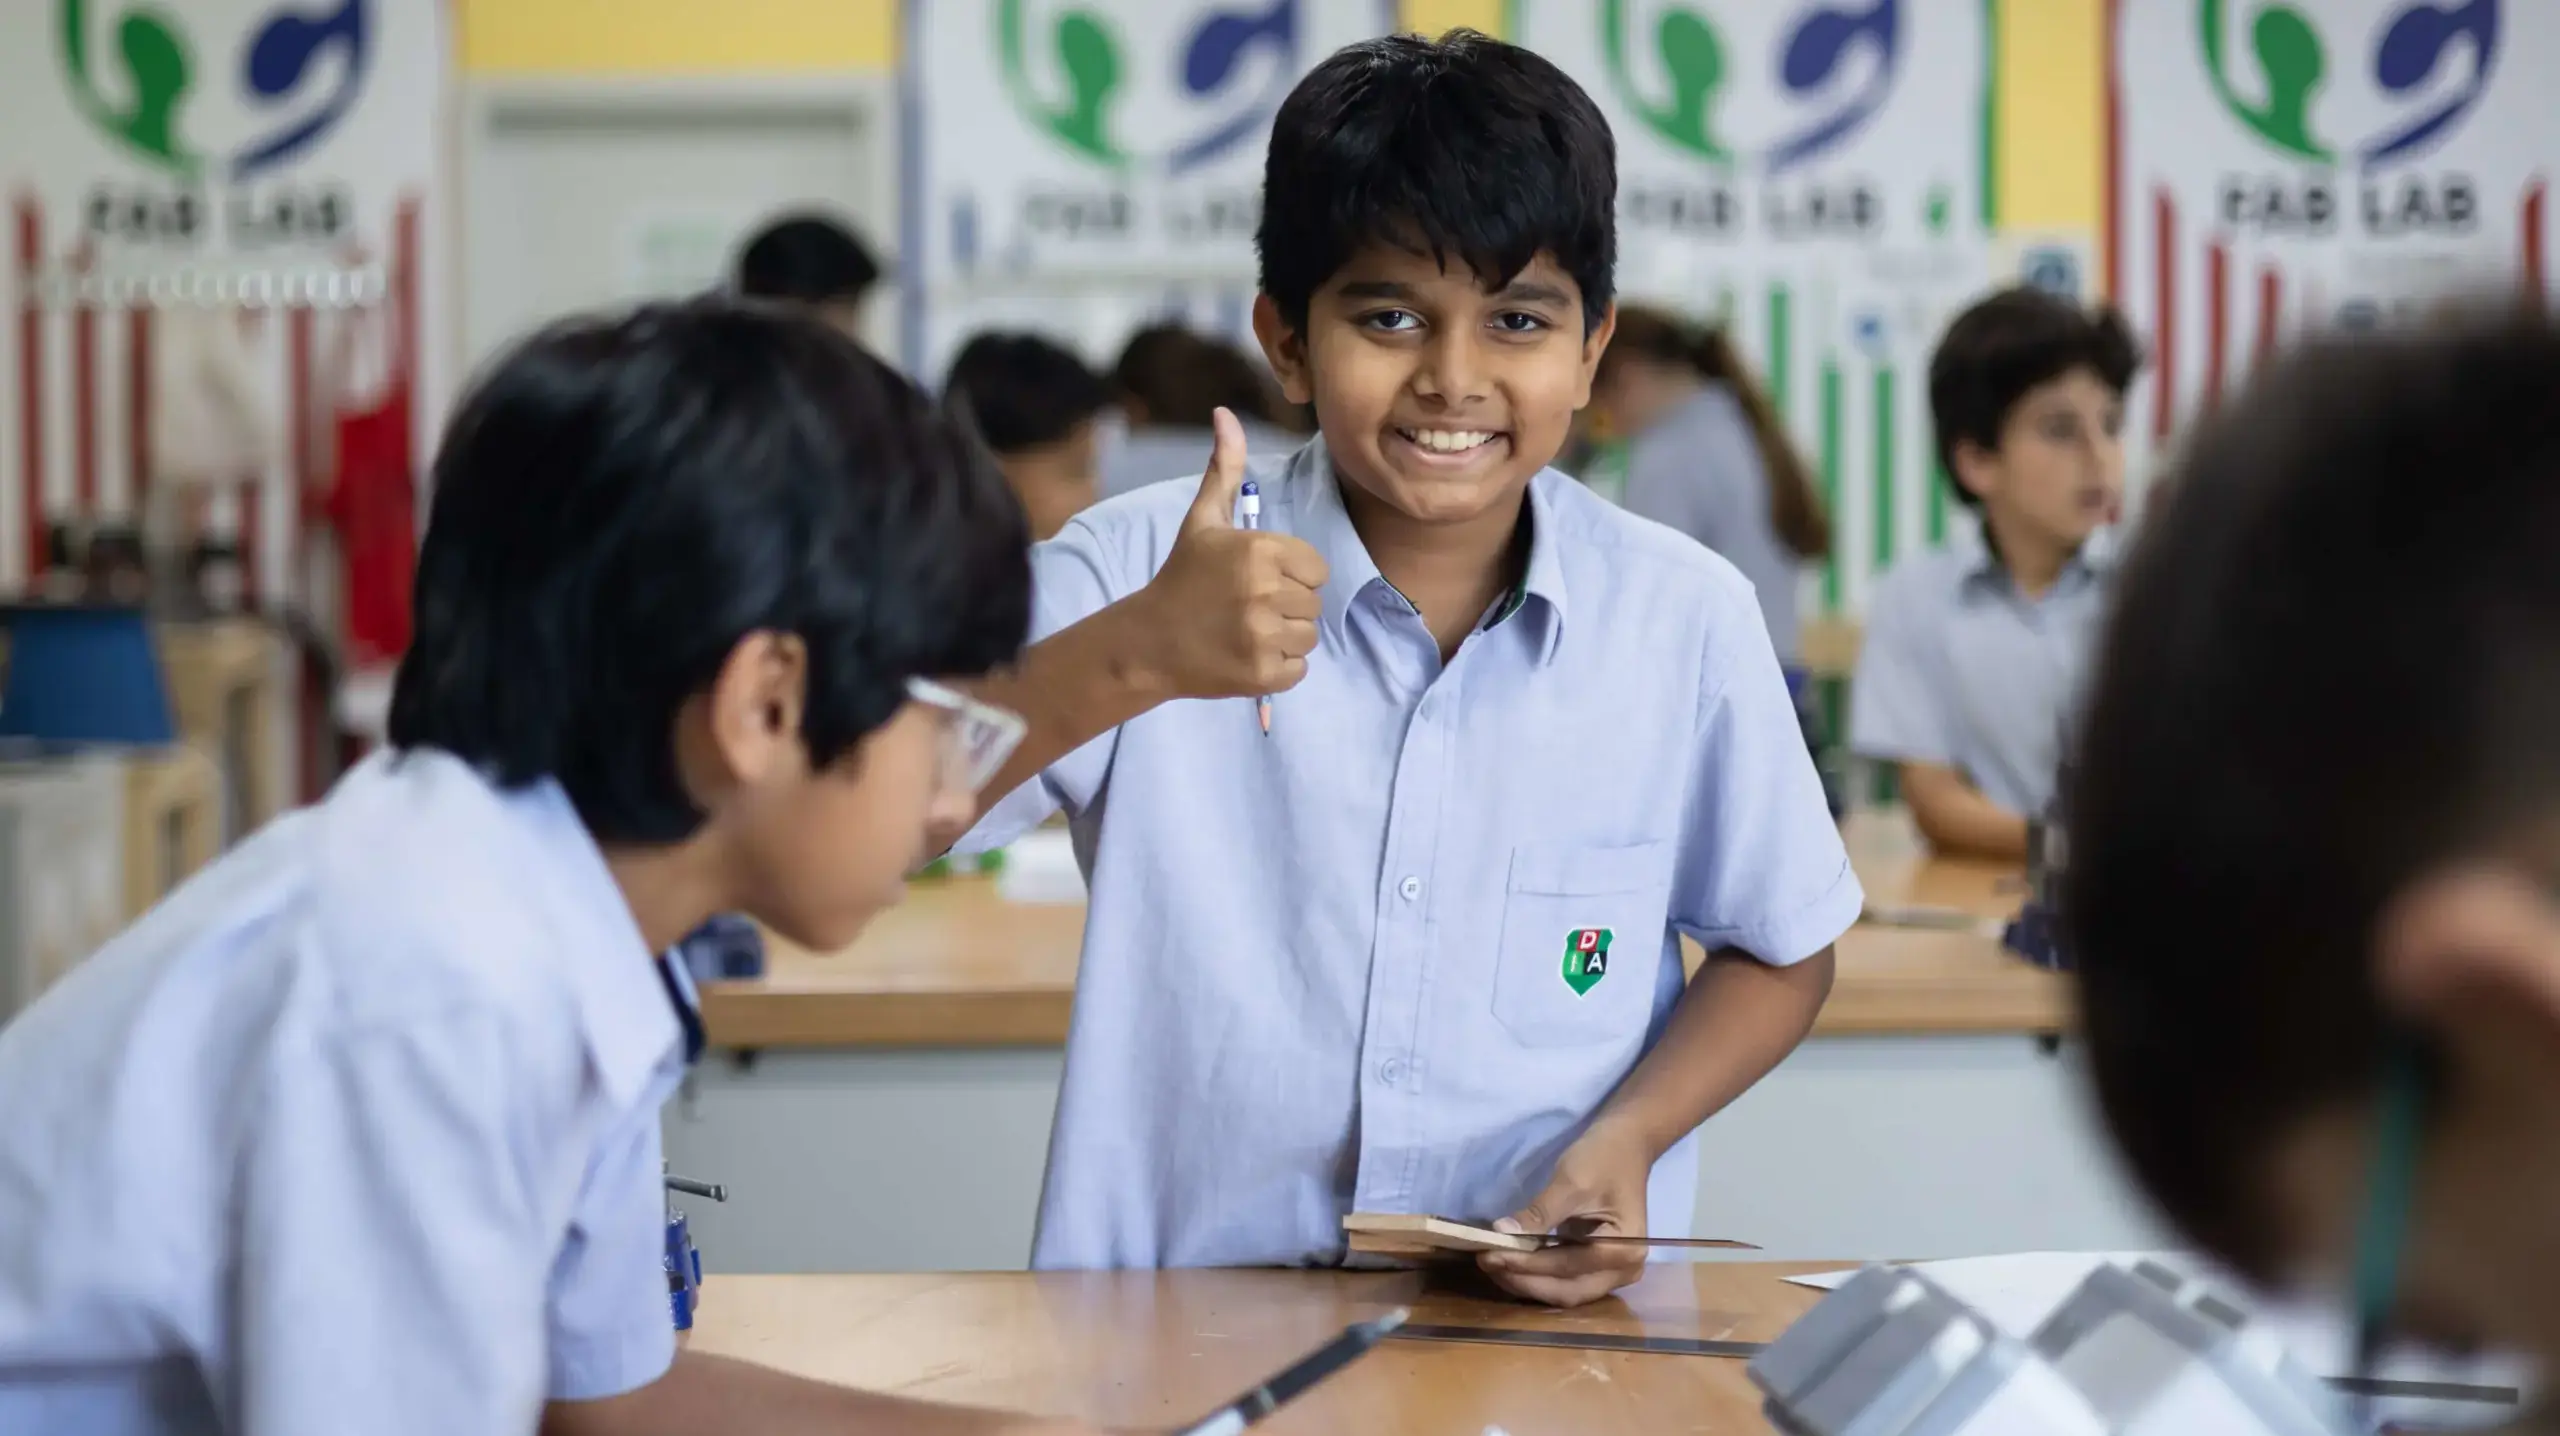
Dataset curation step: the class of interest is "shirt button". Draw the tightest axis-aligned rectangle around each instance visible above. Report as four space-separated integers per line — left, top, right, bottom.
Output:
1398 875 1422 901
1379 1058 1405 1085
1419 696 1438 720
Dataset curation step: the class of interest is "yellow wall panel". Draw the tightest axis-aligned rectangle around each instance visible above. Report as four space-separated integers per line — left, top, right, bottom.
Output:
458 0 897 74
1399 0 1508 37
1997 0 2106 233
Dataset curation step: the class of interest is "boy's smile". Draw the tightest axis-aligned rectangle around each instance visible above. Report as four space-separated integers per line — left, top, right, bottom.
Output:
1257 243 1612 528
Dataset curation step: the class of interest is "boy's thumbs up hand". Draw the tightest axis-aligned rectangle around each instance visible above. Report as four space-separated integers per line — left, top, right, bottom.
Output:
1133 408 1328 700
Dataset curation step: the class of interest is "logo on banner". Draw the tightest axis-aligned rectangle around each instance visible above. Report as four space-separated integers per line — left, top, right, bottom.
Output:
56 0 370 252
58 0 372 182
1599 0 1909 241
1601 0 1900 173
994 0 1297 175
2198 0 2498 238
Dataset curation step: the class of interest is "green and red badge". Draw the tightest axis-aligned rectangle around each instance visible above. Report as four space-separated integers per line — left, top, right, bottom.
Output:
1562 927 1613 996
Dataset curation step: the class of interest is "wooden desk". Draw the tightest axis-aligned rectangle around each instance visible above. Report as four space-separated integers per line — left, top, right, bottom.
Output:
687 1263 1835 1432
157 619 286 840
698 811 2066 1050
121 742 221 920
665 815 2140 1275
1798 615 1863 682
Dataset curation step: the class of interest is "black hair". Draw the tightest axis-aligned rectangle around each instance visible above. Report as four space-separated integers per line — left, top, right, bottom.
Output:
1113 323 1281 430
2063 308 2560 1281
1255 28 1615 332
388 300 1029 844
942 331 1113 456
1927 286 2141 508
735 214 882 306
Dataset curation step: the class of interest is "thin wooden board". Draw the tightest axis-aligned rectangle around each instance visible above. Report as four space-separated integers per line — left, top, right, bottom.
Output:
1342 1214 1543 1255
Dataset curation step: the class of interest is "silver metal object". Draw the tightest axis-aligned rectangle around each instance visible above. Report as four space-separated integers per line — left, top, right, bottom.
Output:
1750 1261 2359 1436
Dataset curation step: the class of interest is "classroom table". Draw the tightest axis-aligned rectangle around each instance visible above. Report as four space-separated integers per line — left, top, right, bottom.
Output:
696 814 2059 1046
684 1261 1836 1433
665 814 2167 1273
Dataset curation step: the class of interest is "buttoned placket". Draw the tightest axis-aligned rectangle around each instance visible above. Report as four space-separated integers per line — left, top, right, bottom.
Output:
1347 581 1514 1215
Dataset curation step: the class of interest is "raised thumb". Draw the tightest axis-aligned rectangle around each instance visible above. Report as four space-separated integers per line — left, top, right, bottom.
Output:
1180 406 1251 533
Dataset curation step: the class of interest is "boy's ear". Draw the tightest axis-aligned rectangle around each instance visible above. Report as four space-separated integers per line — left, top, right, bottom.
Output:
1252 294 1313 406
1950 438 2002 502
1574 302 1619 410
698 631 810 792
2374 865 2560 1062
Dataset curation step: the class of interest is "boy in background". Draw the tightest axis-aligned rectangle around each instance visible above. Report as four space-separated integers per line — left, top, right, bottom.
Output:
2065 313 2560 1417
735 212 884 343
958 30 1857 1307
1850 287 2139 858
943 331 1115 542
0 305 1092 1436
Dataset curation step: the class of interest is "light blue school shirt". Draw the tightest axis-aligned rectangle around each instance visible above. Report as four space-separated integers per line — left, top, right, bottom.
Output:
1618 384 1806 665
0 749 692 1436
959 440 1863 1270
1848 525 2118 816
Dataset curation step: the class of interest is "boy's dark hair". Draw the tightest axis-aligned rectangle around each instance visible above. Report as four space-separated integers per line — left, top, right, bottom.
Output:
1927 287 2140 507
735 214 882 306
1113 323 1280 430
2063 310 2560 1281
1256 28 1615 332
942 332 1113 456
389 301 1028 844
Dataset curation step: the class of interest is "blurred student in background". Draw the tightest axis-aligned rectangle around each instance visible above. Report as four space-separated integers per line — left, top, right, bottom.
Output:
1851 288 2138 859
1098 323 1301 498
1583 306 1830 674
944 332 1115 542
2067 313 2560 1421
735 212 883 343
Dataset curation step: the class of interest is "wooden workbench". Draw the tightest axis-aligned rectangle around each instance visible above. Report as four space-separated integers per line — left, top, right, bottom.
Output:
664 814 2141 1274
697 811 2067 1050
686 1262 1836 1432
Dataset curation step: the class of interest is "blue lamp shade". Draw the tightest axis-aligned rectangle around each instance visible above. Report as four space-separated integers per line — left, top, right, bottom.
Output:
0 604 177 746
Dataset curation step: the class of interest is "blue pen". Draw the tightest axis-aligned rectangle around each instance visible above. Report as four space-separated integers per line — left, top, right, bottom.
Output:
1239 479 1272 736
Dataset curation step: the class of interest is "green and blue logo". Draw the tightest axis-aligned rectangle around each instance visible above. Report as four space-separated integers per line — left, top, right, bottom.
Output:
2198 0 2500 168
1600 0 1902 174
994 0 1299 174
57 0 372 182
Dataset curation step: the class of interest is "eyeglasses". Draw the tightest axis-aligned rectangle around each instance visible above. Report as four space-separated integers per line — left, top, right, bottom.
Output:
905 677 1026 796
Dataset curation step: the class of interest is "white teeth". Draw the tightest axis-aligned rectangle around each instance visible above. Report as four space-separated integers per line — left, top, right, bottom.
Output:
1399 428 1497 453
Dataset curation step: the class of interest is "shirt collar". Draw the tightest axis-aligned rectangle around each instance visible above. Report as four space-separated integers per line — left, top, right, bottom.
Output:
515 773 692 1106
1278 441 1569 666
1957 519 2118 600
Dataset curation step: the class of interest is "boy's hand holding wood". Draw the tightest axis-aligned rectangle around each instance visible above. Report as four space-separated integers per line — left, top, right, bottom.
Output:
1122 407 1329 699
1477 1119 1656 1308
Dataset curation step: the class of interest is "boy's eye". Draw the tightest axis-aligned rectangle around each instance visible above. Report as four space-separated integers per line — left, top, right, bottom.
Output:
1359 309 1421 333
2038 412 2082 443
1491 311 1550 335
2101 408 2126 440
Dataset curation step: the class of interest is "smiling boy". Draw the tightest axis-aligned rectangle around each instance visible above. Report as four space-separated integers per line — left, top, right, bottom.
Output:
1851 287 2141 859
955 30 1857 1307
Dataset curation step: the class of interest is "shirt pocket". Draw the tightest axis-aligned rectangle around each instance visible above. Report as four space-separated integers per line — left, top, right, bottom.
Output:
1491 840 1675 1049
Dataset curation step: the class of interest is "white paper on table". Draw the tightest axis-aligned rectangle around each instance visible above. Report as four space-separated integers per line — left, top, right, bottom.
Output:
1787 1254 2536 1431
995 826 1086 905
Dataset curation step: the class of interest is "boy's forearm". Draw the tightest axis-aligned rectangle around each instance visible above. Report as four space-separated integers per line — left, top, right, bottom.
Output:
967 594 1176 824
1899 762 2030 861
1587 946 1836 1162
542 1350 1088 1436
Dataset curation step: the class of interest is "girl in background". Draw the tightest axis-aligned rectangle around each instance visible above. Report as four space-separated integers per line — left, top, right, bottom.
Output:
1585 306 1831 672
1097 324 1302 499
